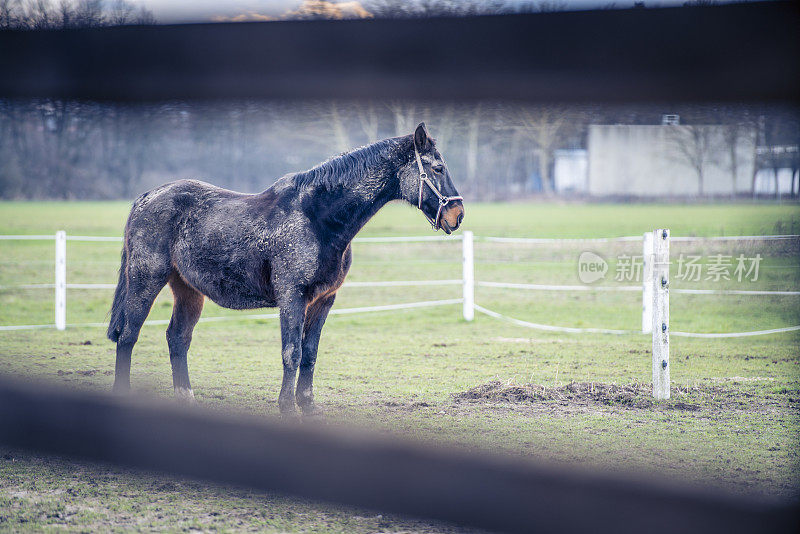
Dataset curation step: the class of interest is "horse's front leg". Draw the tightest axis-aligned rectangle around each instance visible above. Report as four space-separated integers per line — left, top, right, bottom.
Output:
296 293 336 416
277 291 306 416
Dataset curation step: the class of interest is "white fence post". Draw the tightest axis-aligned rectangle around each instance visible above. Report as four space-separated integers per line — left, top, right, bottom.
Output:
642 232 654 333
462 231 474 321
55 231 67 331
651 229 669 400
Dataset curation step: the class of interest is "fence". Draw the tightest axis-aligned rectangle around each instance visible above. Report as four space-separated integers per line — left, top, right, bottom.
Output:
2 230 799 401
0 232 466 331
473 231 800 400
2 3 798 103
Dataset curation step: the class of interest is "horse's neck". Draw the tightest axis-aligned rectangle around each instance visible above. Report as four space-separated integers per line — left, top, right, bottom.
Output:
312 168 398 246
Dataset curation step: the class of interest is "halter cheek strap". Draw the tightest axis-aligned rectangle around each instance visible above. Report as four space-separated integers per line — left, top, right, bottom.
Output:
414 143 463 231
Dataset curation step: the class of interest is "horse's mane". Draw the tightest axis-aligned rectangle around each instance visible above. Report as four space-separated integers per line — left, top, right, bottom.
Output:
290 136 408 191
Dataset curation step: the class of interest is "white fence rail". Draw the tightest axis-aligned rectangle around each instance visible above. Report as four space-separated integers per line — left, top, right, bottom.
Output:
0 233 471 331
473 233 800 335
1 233 798 329
1 230 799 399
1 231 798 332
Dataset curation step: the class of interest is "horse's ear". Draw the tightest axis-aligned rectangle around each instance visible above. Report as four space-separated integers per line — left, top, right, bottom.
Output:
413 122 432 152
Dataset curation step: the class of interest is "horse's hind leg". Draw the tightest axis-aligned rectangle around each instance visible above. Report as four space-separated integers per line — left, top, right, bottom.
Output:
166 272 204 401
113 270 169 393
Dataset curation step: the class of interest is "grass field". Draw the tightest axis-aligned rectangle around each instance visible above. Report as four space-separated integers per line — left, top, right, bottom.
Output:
1 200 799 532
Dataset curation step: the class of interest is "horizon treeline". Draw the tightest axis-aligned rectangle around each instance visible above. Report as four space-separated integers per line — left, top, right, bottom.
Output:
0 99 797 200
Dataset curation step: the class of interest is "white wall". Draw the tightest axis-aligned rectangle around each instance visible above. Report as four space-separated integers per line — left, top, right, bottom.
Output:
554 149 588 193
587 124 756 197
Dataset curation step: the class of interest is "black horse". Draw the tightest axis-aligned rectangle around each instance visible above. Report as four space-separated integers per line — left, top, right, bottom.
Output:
108 123 464 415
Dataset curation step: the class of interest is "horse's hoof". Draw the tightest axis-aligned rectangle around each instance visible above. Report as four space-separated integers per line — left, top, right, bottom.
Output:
174 387 197 404
112 383 131 395
279 409 301 422
278 399 299 420
300 404 325 419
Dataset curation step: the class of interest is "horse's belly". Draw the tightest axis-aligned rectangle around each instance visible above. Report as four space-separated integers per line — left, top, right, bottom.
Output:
188 274 275 309
174 256 275 310
206 292 276 310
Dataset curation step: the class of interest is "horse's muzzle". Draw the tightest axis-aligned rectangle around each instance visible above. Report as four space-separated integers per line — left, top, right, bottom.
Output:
440 201 464 234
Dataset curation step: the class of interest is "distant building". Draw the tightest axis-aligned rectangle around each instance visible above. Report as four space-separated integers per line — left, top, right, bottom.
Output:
585 123 757 197
553 149 588 193
550 118 797 198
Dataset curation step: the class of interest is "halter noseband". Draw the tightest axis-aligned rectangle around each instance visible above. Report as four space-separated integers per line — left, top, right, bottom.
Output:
413 143 463 231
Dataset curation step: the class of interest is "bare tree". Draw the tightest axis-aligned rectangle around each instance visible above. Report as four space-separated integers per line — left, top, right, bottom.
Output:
755 111 800 199
367 0 503 18
464 103 481 196
426 102 456 152
107 0 132 25
329 101 352 153
517 1 568 13
72 0 104 27
386 101 416 137
669 124 714 196
720 116 757 198
56 0 75 27
721 122 742 197
0 0 21 28
20 0 57 29
132 4 154 24
510 105 574 194
356 101 380 144
4 0 154 28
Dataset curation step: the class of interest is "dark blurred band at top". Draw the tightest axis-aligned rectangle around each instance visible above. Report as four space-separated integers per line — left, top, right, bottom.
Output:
0 2 798 103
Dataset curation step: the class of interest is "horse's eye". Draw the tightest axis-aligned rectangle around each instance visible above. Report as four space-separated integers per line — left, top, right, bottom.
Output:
432 164 444 174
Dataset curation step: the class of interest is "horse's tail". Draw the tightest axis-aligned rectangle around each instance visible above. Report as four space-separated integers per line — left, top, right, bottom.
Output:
107 246 128 343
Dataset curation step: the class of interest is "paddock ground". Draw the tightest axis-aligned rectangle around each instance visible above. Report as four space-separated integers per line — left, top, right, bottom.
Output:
0 201 798 532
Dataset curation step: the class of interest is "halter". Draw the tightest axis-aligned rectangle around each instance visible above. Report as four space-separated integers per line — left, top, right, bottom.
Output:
413 143 463 231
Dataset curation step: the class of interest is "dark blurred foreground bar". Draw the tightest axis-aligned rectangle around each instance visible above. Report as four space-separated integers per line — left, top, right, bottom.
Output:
0 2 798 103
0 378 796 534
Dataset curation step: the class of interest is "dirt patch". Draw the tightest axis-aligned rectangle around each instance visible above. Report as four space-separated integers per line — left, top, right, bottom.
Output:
453 379 796 413
455 380 679 410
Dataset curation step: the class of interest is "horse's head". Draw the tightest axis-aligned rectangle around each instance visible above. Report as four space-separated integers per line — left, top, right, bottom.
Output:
400 122 464 234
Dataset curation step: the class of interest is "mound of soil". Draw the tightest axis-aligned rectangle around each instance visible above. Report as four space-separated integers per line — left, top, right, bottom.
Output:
454 380 702 411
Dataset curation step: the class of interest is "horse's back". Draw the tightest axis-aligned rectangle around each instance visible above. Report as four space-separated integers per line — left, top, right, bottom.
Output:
124 180 280 309
126 180 249 236
130 179 242 216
